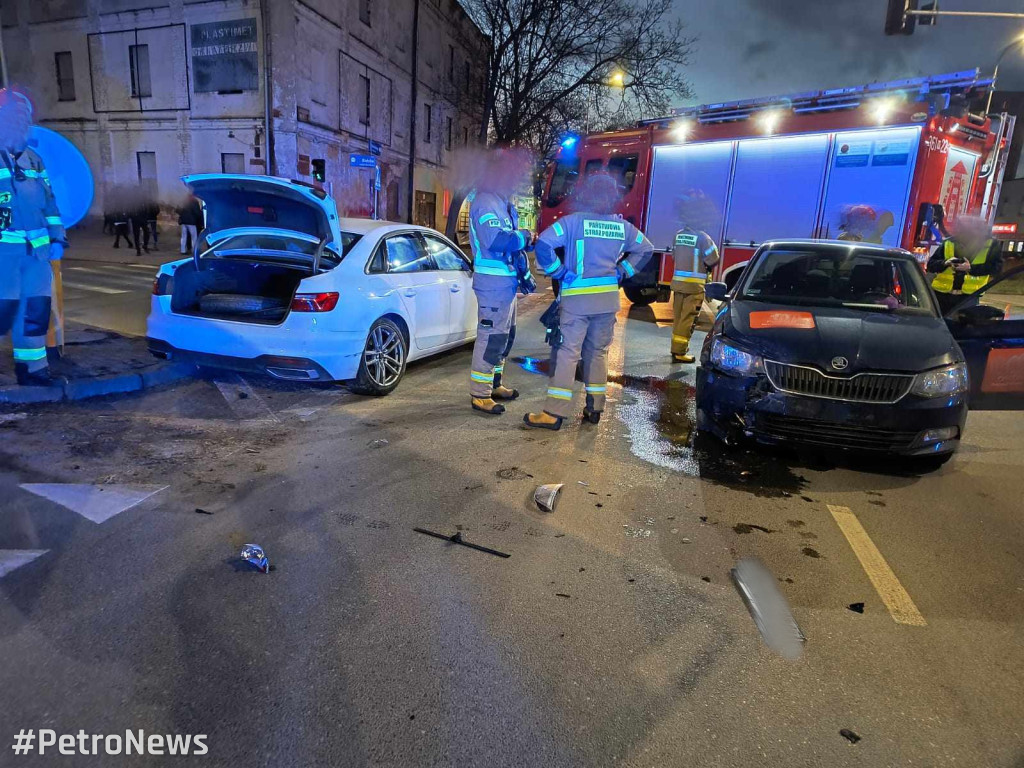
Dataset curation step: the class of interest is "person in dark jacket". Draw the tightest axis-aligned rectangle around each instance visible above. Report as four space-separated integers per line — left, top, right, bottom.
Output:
927 215 1002 315
129 185 151 255
178 192 203 254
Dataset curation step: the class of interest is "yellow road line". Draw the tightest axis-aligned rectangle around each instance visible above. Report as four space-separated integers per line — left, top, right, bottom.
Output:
827 504 926 626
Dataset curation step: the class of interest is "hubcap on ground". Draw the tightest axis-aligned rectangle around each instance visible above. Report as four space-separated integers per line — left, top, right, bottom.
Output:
364 325 405 387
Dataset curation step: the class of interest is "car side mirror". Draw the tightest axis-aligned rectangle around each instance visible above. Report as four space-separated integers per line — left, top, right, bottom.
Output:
705 281 730 301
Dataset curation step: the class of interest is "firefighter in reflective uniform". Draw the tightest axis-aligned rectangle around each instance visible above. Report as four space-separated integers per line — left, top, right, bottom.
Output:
524 173 654 430
0 88 66 386
670 227 719 363
468 151 535 415
927 215 1002 315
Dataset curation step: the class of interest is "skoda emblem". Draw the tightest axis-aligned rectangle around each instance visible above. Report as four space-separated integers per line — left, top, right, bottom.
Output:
830 356 849 371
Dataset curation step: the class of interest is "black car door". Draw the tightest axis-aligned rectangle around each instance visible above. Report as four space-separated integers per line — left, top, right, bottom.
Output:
944 264 1024 408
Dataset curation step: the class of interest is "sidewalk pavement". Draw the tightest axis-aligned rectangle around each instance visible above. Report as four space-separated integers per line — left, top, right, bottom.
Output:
65 219 185 267
0 321 196 405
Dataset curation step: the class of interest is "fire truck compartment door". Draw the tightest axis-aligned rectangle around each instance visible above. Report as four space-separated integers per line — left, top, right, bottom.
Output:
645 141 733 252
820 127 921 247
724 133 830 246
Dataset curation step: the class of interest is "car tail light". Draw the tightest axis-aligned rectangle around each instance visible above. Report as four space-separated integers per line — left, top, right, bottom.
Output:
152 274 173 295
291 292 340 312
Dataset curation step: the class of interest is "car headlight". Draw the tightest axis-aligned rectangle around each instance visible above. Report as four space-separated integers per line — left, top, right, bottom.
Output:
910 363 968 398
710 338 762 376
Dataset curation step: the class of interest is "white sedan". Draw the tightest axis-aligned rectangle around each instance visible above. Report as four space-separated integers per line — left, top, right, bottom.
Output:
147 174 477 395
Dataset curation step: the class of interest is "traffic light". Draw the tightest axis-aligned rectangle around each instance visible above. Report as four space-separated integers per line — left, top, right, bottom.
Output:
884 0 917 35
312 158 326 182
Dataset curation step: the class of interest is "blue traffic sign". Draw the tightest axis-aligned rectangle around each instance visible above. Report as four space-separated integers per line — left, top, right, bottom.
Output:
349 154 377 168
368 140 382 156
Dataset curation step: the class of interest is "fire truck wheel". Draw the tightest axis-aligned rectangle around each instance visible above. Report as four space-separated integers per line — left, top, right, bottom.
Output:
623 286 656 307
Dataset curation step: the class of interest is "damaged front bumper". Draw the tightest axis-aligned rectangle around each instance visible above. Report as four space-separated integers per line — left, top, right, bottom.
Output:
695 366 967 457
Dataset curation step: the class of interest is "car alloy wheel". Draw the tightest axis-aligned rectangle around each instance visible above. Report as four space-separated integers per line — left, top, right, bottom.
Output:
363 323 406 388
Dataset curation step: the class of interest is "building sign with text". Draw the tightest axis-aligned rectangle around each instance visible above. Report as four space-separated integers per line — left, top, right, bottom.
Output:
191 18 259 93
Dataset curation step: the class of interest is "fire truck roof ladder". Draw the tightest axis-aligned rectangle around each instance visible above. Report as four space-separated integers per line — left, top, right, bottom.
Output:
639 70 994 128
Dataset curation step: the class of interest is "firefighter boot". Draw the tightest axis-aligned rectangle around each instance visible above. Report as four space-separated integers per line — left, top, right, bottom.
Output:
492 385 519 401
472 397 506 415
15 363 66 387
673 353 696 364
523 411 563 431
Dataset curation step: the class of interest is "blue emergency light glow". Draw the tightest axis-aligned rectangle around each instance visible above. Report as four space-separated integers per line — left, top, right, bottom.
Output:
28 126 94 228
560 135 579 149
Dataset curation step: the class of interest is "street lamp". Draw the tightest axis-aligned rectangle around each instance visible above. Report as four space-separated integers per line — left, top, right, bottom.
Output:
986 33 1024 114
608 70 625 88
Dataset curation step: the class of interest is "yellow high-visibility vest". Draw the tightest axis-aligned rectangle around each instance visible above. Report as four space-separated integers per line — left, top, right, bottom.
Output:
932 239 993 295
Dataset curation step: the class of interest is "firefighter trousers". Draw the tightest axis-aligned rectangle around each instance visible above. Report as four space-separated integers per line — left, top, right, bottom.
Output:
0 243 53 373
671 288 704 355
545 308 616 418
470 289 517 398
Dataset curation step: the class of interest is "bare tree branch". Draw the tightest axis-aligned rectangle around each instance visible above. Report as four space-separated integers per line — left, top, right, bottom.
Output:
461 0 694 153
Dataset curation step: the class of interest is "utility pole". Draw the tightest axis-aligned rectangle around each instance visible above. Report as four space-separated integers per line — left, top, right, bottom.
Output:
406 0 420 224
0 1 9 89
261 0 275 176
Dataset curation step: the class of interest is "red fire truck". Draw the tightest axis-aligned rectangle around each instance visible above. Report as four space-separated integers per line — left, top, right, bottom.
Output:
539 70 1015 305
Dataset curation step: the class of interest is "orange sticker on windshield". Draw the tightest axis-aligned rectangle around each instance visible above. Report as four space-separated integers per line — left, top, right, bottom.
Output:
749 311 816 330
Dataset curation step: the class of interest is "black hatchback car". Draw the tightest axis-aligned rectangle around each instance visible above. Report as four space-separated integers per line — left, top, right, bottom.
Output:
695 240 1024 466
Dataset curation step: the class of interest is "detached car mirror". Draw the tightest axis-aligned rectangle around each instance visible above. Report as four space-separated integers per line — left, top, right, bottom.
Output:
950 304 1005 325
705 281 730 301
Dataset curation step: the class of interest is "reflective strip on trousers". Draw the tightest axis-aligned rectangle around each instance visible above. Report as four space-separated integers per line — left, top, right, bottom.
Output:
13 347 47 362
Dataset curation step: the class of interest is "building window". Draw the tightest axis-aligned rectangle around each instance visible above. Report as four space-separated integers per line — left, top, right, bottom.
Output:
462 126 469 146
221 153 245 174
448 46 454 82
136 151 156 181
423 103 432 144
129 44 152 98
54 51 75 102
359 0 370 26
360 75 370 126
445 116 452 151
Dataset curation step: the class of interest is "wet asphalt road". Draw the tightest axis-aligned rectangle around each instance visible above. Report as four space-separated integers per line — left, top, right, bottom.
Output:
1 289 1023 767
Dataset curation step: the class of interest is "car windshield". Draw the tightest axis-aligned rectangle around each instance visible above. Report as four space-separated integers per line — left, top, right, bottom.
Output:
212 231 362 266
740 246 936 315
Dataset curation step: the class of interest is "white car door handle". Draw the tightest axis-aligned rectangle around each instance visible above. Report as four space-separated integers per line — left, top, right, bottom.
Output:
403 289 417 297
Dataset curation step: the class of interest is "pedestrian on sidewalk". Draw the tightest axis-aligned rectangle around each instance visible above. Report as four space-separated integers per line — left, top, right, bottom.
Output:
144 184 160 251
129 186 151 255
178 192 202 254
110 185 134 250
0 87 68 386
524 173 654 430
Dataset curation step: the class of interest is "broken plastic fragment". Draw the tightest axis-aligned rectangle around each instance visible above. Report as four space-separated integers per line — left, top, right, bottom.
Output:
848 602 865 614
240 543 270 573
839 729 861 744
534 484 563 512
731 557 805 660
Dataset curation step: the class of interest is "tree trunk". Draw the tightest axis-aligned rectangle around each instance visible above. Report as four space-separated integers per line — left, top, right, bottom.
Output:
446 187 470 243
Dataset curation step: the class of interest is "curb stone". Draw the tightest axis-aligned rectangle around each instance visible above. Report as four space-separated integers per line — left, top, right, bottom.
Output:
0 362 198 405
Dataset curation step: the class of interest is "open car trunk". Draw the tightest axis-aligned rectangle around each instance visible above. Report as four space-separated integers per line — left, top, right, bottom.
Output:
170 258 308 325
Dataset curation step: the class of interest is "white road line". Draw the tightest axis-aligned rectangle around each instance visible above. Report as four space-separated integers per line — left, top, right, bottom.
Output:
60 281 129 295
126 263 163 270
0 550 49 579
213 375 281 423
19 484 168 524
827 504 927 627
66 265 152 281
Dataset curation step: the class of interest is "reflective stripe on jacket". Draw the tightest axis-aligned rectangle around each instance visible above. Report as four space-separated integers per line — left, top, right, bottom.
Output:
671 229 719 290
0 148 65 254
932 239 993 295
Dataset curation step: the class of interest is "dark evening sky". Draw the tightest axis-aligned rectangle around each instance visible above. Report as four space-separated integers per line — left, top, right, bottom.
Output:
675 0 1024 107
